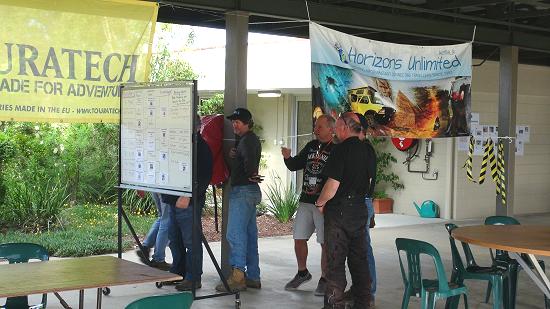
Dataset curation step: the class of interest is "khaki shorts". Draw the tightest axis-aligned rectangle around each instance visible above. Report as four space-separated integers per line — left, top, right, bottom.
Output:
293 202 324 244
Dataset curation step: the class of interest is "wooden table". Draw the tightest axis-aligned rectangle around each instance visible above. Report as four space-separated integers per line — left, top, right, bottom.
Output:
452 225 550 298
0 256 182 309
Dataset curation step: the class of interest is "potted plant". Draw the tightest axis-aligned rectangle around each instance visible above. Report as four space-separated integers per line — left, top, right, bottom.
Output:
371 137 404 214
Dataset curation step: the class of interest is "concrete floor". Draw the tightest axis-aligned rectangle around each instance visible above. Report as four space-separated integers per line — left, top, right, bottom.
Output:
7 213 550 309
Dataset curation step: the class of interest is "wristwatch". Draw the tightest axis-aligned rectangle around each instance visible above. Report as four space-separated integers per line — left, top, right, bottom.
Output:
315 201 323 208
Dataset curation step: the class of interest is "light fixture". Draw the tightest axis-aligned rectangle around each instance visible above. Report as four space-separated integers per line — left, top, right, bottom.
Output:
257 89 282 98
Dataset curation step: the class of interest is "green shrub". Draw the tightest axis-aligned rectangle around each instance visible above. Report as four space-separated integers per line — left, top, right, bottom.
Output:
199 93 224 116
265 174 300 223
256 201 269 216
122 190 157 215
3 172 70 232
0 204 155 257
63 124 119 204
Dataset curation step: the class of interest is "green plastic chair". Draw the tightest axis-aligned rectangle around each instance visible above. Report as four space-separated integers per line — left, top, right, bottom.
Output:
445 224 510 309
395 238 468 309
0 243 49 309
484 216 549 309
125 292 193 309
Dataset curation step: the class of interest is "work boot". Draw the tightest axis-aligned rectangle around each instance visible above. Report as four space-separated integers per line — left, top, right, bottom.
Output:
175 279 202 291
285 270 312 290
215 268 247 292
136 246 151 265
368 296 375 308
246 278 262 289
314 277 327 296
149 260 172 271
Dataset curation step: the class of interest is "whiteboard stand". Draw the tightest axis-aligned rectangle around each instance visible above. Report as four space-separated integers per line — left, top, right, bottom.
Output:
116 81 240 307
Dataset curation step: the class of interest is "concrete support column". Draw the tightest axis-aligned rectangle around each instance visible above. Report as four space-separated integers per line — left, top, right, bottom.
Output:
221 11 249 276
496 46 518 216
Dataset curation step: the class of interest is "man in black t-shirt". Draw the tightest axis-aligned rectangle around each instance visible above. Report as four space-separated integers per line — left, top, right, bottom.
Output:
315 112 374 309
281 114 335 295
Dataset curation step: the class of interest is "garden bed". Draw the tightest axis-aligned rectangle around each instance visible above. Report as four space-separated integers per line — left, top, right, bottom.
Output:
202 214 293 242
0 204 293 257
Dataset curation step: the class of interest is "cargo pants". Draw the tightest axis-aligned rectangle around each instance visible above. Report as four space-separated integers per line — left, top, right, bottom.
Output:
323 197 372 309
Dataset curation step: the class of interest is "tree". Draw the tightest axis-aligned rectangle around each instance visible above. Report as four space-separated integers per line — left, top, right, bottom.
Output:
198 93 224 116
149 24 198 82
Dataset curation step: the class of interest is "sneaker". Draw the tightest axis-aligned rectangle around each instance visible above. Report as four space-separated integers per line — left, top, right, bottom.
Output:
314 277 327 296
284 271 312 290
246 278 262 289
149 260 172 271
175 279 202 291
136 246 151 265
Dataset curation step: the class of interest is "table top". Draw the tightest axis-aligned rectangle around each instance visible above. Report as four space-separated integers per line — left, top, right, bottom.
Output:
452 225 550 257
0 256 181 298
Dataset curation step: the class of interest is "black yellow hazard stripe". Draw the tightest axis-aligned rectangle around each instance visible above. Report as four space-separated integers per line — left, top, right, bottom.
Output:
464 136 476 182
498 140 507 205
478 139 490 184
487 139 500 194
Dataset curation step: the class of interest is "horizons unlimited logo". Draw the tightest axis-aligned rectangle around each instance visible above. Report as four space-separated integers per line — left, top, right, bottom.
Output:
333 42 348 64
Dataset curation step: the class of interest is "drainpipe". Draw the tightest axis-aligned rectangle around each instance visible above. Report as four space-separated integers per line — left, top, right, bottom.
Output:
444 138 455 219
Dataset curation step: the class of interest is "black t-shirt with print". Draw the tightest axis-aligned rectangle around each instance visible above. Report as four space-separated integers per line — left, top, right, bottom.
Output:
322 136 372 200
284 139 334 204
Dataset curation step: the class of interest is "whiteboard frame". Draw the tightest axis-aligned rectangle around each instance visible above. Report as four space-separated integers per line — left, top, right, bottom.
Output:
118 80 198 197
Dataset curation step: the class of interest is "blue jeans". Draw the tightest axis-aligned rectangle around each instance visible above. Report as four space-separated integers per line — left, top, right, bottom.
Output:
227 184 262 280
168 195 205 281
143 193 171 262
365 197 377 296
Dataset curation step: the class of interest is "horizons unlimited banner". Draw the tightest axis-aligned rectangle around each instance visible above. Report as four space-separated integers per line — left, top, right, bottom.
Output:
0 0 158 123
310 22 472 138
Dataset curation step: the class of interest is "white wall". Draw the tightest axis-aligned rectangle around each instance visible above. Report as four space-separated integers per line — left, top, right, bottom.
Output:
453 61 550 219
234 61 550 219
382 138 452 218
246 94 294 202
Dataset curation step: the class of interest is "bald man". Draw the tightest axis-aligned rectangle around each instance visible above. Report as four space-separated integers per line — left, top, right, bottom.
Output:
315 112 374 309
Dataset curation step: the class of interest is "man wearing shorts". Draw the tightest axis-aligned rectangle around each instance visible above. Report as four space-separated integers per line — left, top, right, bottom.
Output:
281 114 335 295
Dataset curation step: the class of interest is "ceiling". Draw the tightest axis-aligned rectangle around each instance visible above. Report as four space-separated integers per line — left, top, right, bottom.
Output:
156 0 550 66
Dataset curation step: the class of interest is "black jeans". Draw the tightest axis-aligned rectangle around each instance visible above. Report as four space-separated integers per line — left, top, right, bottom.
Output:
324 198 372 309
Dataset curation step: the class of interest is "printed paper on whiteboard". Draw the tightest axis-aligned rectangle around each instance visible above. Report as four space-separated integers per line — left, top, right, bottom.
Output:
120 82 195 196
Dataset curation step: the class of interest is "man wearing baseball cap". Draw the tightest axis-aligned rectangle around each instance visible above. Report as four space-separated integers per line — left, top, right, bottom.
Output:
216 107 263 292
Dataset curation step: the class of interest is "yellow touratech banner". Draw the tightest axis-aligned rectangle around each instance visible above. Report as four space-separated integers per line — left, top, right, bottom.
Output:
0 0 158 123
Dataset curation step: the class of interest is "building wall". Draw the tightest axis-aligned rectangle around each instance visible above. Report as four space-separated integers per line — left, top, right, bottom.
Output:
382 138 452 218
384 61 550 219
453 61 550 219
232 62 550 219
246 94 294 202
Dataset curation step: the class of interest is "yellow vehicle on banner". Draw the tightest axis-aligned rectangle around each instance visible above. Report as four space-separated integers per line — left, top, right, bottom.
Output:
348 86 395 126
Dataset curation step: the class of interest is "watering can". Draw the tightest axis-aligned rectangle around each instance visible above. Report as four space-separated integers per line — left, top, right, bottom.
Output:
413 200 440 218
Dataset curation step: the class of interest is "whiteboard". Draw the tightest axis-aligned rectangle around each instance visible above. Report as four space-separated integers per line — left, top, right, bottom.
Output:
119 81 195 196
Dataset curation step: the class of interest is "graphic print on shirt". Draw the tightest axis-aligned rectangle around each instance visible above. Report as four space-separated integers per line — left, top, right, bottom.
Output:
304 143 332 195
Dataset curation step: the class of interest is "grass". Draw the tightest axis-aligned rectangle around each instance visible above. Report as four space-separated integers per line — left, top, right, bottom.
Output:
0 204 156 257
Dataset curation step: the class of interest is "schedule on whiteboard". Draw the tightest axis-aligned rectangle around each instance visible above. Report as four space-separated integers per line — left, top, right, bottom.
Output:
119 82 194 195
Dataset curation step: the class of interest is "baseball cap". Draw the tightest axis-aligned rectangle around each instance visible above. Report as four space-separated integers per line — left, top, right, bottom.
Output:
354 112 369 130
227 108 252 123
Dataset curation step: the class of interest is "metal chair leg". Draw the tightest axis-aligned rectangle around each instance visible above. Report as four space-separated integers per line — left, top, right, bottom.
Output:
53 292 72 309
